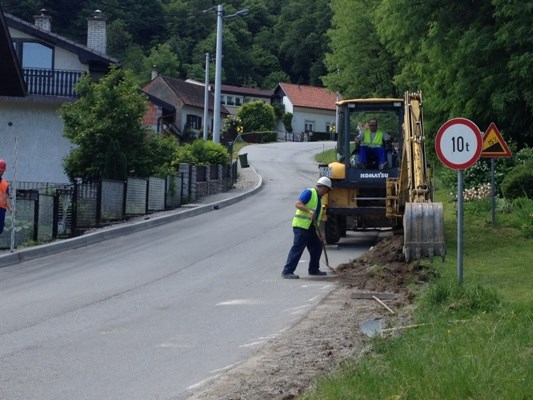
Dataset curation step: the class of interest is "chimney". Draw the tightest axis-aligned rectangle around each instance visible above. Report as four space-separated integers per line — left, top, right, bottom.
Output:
151 65 159 80
87 10 107 54
34 9 51 32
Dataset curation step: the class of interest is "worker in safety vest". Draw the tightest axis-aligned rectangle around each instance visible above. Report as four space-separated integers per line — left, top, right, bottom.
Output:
0 159 13 235
355 118 390 170
281 176 332 279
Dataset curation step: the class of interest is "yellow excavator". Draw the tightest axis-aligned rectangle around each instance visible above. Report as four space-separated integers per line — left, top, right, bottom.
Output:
319 91 445 261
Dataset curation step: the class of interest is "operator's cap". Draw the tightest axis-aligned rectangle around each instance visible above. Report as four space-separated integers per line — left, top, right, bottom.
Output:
0 159 6 172
317 176 332 189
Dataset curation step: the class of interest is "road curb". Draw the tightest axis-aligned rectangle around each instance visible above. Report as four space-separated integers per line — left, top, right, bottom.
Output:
0 168 263 268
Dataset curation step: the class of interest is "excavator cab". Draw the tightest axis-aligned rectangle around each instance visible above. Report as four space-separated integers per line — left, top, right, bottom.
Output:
319 92 445 262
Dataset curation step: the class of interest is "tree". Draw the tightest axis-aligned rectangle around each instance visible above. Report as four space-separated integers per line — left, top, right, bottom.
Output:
237 101 275 132
323 0 397 98
143 43 181 80
274 0 332 85
60 66 153 180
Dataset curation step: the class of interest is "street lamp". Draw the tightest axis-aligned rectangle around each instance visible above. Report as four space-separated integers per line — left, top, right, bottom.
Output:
212 4 249 144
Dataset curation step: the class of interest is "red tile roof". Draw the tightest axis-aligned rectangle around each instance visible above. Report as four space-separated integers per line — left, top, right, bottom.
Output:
279 83 337 111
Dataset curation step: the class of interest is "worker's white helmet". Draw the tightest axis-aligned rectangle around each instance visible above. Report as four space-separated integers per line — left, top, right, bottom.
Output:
317 176 332 189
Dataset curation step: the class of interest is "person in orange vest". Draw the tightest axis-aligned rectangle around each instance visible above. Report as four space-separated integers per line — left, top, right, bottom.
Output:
355 118 390 169
281 177 332 279
0 160 14 235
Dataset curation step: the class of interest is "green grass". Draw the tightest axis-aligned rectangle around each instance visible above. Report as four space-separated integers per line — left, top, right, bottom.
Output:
230 141 249 160
316 148 337 164
303 182 533 399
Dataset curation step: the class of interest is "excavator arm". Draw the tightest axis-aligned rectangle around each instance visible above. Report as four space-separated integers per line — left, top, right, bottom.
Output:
387 92 445 261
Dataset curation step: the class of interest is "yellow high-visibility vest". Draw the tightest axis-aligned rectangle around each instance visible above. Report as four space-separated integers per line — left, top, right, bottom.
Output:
292 188 322 229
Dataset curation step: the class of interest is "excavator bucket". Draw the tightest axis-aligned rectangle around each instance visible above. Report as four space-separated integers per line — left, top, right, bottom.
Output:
403 202 445 262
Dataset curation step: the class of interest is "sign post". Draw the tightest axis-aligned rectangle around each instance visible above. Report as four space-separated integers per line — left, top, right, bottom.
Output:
435 118 483 285
481 122 512 225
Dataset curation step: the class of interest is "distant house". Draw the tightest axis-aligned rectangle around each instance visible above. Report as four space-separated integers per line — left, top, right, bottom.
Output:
143 74 229 139
0 9 117 182
185 79 273 117
272 82 337 140
216 84 273 116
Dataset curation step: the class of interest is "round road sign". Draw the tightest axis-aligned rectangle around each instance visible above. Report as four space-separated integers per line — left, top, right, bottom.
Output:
435 118 483 170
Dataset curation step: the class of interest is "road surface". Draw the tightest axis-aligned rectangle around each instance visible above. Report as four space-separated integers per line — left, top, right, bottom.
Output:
0 142 376 400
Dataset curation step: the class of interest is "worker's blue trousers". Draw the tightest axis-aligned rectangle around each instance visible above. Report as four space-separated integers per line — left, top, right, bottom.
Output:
282 226 322 275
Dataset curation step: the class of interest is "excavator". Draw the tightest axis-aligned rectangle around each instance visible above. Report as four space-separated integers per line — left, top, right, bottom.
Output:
319 91 445 261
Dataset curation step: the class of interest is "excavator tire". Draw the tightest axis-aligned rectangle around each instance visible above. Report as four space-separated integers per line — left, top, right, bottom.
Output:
338 216 347 237
325 216 341 244
403 202 446 262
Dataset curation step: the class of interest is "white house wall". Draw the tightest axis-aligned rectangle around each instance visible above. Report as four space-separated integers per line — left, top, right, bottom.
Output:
54 46 89 71
9 27 89 71
180 104 210 132
282 97 294 114
0 100 72 183
291 107 335 134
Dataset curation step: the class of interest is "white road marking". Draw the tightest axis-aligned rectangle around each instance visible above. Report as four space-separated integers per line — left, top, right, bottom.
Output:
216 299 262 306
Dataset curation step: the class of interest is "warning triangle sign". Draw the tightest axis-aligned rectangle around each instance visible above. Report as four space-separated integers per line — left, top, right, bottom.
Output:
482 122 512 158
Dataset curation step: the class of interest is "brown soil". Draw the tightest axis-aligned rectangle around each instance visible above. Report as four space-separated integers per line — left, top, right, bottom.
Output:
187 233 437 400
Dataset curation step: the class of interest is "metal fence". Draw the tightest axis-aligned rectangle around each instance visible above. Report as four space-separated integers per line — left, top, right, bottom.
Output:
23 68 84 97
0 161 237 249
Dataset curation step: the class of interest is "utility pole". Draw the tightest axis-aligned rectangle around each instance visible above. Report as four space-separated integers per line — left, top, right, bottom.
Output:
203 53 210 140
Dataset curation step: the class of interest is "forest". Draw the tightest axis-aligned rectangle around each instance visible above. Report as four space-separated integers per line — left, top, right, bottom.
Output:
1 0 532 148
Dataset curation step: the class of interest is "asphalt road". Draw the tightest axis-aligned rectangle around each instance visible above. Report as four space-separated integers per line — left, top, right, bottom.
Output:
0 142 376 400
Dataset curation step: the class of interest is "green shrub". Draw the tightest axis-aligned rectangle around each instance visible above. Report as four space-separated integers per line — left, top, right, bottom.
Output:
507 197 533 238
438 160 492 193
173 140 229 166
174 145 197 165
501 160 533 200
261 131 278 143
281 112 293 133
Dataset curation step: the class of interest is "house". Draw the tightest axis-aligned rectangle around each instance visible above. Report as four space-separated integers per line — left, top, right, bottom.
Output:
216 84 273 116
272 82 337 140
0 9 117 183
185 79 273 117
143 74 229 139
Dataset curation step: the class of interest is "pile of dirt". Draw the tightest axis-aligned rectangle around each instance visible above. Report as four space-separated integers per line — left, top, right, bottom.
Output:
188 234 436 400
337 233 437 303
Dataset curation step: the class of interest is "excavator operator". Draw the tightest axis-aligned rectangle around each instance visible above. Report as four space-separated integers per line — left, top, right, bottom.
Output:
355 118 390 170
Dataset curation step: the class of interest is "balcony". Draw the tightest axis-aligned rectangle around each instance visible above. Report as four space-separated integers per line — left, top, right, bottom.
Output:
23 68 84 97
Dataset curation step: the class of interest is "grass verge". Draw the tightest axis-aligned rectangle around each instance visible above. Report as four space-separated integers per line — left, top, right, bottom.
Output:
303 182 533 399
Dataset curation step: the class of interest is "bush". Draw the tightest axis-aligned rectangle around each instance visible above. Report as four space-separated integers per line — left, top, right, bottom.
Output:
237 101 275 132
507 197 533 238
501 160 533 200
173 140 229 166
261 131 278 143
281 112 293 133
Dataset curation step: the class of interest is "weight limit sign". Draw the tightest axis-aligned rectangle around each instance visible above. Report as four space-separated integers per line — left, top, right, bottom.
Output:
435 118 483 170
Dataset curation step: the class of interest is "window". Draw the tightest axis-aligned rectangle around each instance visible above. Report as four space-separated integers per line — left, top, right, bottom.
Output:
13 41 53 69
235 97 242 106
226 96 234 106
305 121 315 132
186 115 202 130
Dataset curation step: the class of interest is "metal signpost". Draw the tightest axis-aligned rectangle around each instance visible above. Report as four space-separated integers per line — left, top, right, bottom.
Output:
481 122 512 225
435 118 483 285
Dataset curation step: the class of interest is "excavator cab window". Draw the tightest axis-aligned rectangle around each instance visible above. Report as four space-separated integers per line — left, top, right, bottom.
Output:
338 106 402 170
